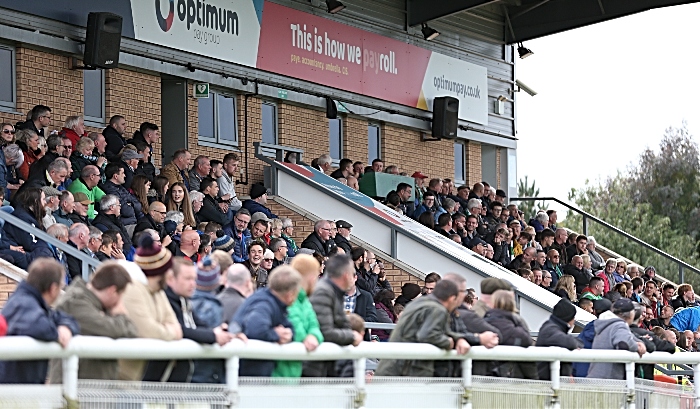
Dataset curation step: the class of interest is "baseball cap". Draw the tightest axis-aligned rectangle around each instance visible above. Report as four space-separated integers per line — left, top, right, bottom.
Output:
411 171 428 179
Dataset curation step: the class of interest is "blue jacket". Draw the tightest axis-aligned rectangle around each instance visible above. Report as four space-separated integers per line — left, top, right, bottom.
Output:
412 204 431 220
99 180 142 225
571 320 596 377
231 288 293 376
241 199 278 220
191 289 224 328
232 226 251 263
0 281 79 383
670 307 700 332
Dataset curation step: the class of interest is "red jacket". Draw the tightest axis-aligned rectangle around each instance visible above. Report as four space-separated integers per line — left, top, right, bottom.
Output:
0 315 6 336
60 127 87 151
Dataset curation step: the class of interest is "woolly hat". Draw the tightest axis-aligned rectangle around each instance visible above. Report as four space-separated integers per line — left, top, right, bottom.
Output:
134 235 173 277
196 256 220 290
480 277 512 295
213 230 235 253
552 299 576 322
401 283 422 300
250 183 267 200
164 220 178 235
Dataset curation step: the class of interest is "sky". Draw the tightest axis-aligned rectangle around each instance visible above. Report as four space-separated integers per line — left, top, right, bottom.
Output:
515 3 700 219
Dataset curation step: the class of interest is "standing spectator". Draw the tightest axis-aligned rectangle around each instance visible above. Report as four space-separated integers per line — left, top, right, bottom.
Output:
48 262 137 383
231 265 301 376
472 277 512 318
191 257 225 328
536 299 583 379
0 259 79 384
550 228 569 266
188 155 211 192
18 105 50 137
394 283 422 307
217 153 241 211
375 280 470 377
92 194 133 254
373 289 397 342
103 115 127 162
59 115 88 151
126 122 159 166
303 255 363 377
161 149 192 188
242 183 278 219
301 219 335 257
587 299 647 380
67 165 105 219
218 264 254 324
344 266 377 339
119 236 182 380
131 140 156 182
273 254 324 377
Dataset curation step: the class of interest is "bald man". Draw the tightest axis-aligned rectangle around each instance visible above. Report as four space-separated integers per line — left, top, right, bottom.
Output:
134 201 168 242
178 230 201 262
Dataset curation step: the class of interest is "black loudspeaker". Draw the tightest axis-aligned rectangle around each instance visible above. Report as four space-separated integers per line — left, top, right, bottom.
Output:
84 12 123 69
326 97 338 119
432 96 459 139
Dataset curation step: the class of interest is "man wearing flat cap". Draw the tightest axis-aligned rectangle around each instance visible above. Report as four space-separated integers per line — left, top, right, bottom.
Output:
333 220 353 254
472 278 512 318
587 298 647 380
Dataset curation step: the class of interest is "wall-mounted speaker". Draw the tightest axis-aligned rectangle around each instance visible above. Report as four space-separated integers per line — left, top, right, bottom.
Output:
84 12 123 69
432 96 459 139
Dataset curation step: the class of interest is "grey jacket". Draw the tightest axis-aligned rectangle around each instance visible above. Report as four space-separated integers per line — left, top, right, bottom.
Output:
218 287 246 325
587 311 640 380
375 296 462 377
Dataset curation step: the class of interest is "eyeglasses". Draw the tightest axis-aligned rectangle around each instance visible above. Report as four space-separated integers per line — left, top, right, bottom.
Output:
263 258 274 261
320 228 331 232
234 217 248 224
156 211 167 215
2 129 14 134
61 145 72 149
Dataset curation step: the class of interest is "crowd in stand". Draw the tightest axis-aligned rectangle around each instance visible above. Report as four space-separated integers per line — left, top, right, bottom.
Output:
0 106 698 385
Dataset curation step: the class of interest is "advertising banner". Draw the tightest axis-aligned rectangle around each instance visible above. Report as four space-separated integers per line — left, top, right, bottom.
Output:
0 0 488 124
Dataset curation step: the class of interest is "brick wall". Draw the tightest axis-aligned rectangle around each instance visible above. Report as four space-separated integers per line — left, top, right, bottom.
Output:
343 116 368 165
381 124 453 180
267 198 422 292
0 274 18 309
467 141 482 186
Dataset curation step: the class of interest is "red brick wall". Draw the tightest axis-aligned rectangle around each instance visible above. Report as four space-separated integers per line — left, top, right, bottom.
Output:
0 275 18 309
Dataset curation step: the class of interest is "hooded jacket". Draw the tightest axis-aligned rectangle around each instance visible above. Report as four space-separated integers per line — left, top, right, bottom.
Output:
535 315 583 379
669 307 700 332
586 311 640 380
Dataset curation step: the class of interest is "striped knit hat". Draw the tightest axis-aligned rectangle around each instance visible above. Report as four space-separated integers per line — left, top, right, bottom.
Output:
134 235 173 277
213 230 235 253
196 256 221 290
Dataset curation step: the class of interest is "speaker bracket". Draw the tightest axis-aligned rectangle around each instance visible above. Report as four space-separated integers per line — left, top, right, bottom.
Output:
70 57 98 71
421 132 441 142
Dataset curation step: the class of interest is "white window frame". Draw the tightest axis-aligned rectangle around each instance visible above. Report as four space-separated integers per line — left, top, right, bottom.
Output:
198 90 239 147
83 68 105 127
0 44 16 111
261 100 278 145
454 141 466 185
367 123 381 164
329 117 343 165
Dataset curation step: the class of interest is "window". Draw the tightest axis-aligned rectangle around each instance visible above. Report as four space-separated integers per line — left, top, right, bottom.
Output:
329 118 342 160
367 124 380 163
261 102 277 144
454 142 466 183
83 69 105 125
198 91 238 146
0 45 15 109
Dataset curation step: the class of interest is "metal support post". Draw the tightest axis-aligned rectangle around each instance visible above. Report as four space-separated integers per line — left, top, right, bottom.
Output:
62 355 79 404
694 364 700 409
549 360 561 409
353 358 366 408
462 358 473 409
582 215 588 236
679 264 685 286
625 362 636 409
226 357 240 407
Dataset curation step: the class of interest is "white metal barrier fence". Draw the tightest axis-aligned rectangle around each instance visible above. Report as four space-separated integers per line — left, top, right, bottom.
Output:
0 335 698 409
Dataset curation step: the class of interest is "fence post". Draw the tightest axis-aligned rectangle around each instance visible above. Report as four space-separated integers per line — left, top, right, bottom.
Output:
582 215 588 236
625 362 636 409
462 358 473 409
549 360 561 409
679 264 685 285
226 357 240 407
62 355 79 406
353 358 366 408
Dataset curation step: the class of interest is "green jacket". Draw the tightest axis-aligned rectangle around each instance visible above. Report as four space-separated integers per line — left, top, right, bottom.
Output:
67 178 105 219
272 289 324 377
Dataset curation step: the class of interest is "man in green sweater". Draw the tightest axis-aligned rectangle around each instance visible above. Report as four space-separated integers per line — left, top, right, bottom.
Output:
67 165 104 219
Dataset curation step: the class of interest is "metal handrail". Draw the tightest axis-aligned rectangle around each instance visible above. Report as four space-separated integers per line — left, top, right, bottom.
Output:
512 197 700 283
0 210 101 281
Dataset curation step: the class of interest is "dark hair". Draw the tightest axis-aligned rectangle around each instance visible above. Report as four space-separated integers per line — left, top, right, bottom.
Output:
200 177 217 193
108 115 124 126
204 222 221 234
350 247 365 262
371 158 383 165
30 105 51 121
518 231 532 241
373 289 396 316
46 135 62 153
576 235 587 243
198 233 211 253
489 201 503 210
105 162 125 180
338 158 352 171
26 258 63 293
466 214 478 223
139 122 159 135
210 159 222 169
422 191 435 199
437 213 451 228
324 254 353 279
451 212 465 221
396 182 411 193
631 277 644 290
385 191 401 207
539 229 555 239
578 298 593 308
13 187 45 230
102 230 121 245
424 272 441 284
432 280 459 302
247 239 267 254
223 152 239 164
417 212 434 229
589 276 603 286
90 261 131 292
662 283 676 292
152 175 170 197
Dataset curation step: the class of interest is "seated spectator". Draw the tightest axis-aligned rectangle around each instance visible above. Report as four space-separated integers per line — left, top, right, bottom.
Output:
244 240 268 288
672 284 697 311
45 223 69 281
219 264 254 324
528 211 549 233
70 137 107 182
96 230 125 261
0 144 23 195
100 162 143 232
279 218 298 257
102 115 127 161
518 268 533 282
433 198 456 225
417 212 434 229
373 289 397 342
507 246 535 272
92 194 133 255
231 209 252 263
578 298 594 314
376 280 471 377
273 254 324 377
130 140 155 182
250 212 270 243
134 201 168 241
412 191 436 220
126 122 158 167
189 190 205 224
47 262 137 383
232 265 301 377
188 155 211 192
587 299 647 380
640 280 659 315
613 259 631 284
541 270 554 291
330 158 352 180
301 219 335 257
564 255 591 295
4 187 53 268
586 236 605 271
553 275 577 303
395 283 422 307
536 299 583 379
41 186 61 228
580 277 605 301
85 227 102 259
303 255 362 377
627 264 641 279
564 235 587 264
155 257 235 384
333 220 353 254
269 238 288 268
166 182 197 227
53 191 75 228
15 129 43 181
242 183 278 220
0 258 79 384
197 234 212 261
59 115 87 151
176 229 201 262
65 223 91 281
17 105 49 137
198 178 231 227
67 165 104 219
550 229 569 266
160 149 191 189
27 135 63 181
643 266 659 284
19 158 69 192
119 149 142 191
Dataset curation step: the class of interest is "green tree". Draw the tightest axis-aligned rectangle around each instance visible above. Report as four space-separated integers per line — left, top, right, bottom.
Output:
516 175 548 220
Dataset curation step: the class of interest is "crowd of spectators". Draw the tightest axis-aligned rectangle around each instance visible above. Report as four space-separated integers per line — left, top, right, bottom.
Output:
0 108 697 385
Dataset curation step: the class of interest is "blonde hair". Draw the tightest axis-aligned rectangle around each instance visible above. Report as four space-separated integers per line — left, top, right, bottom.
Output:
554 275 577 302
76 136 94 153
492 289 517 312
581 254 591 268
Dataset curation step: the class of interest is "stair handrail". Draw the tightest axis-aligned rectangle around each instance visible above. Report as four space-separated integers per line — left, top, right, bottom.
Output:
0 210 101 281
512 196 700 283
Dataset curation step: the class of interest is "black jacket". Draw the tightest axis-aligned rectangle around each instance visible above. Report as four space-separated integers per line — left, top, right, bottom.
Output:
334 235 352 254
103 125 126 162
350 286 377 340
198 194 231 226
68 152 95 181
301 232 334 257
507 255 531 272
27 151 60 181
630 325 674 380
457 306 502 376
92 212 133 253
562 264 592 295
100 180 142 225
484 309 537 379
134 213 165 240
535 316 583 379
17 119 43 137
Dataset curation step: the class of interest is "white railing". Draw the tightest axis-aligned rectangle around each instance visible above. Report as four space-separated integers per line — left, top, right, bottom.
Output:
0 335 699 409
